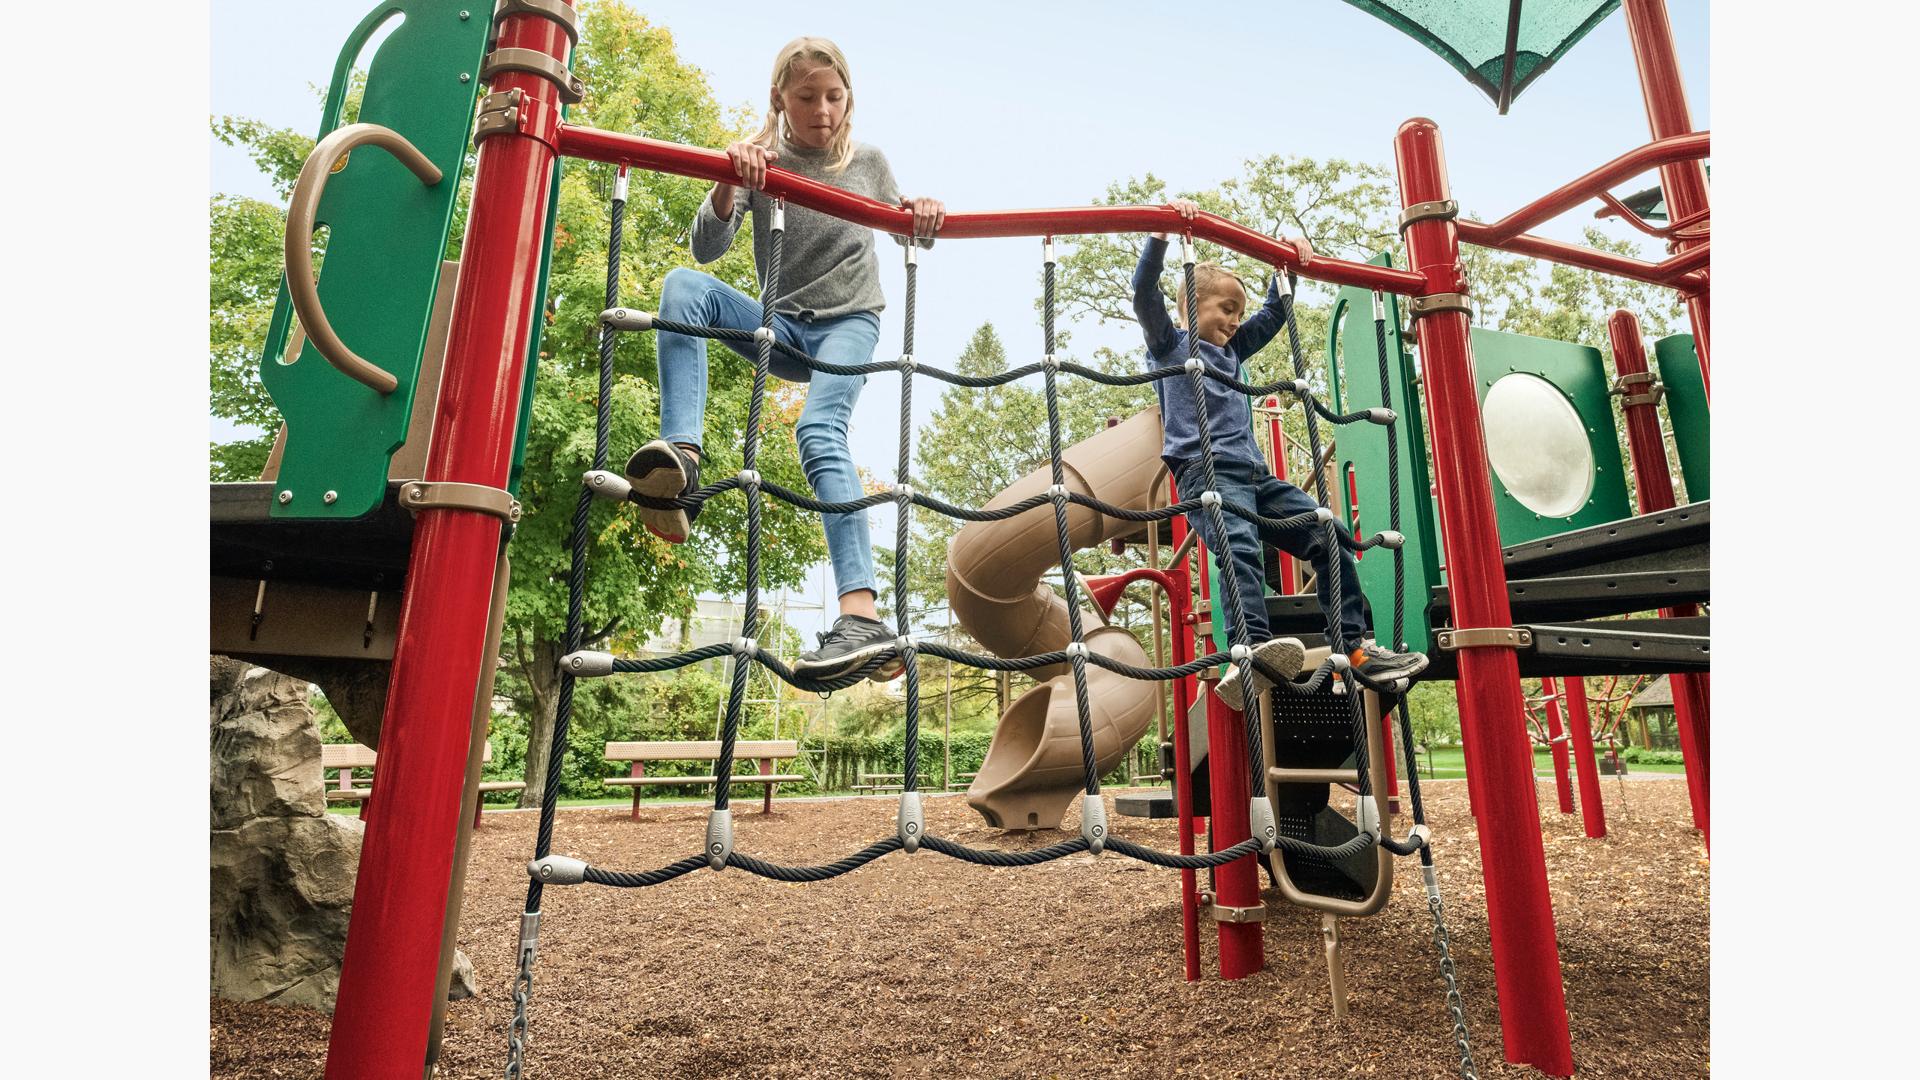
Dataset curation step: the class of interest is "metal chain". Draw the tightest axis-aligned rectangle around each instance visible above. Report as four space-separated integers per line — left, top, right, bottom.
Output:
504 942 535 1079
1422 864 1479 1080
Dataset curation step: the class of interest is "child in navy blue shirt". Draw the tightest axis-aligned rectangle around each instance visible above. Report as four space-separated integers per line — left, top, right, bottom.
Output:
1134 200 1428 708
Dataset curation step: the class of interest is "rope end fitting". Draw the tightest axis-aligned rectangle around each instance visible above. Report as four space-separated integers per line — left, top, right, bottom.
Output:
770 200 785 233
583 470 632 501
1248 795 1278 853
1366 407 1398 425
1370 290 1385 321
600 307 653 331
1376 530 1406 549
527 855 586 886
612 166 629 203
518 910 542 963
1043 236 1055 266
1313 506 1339 525
1079 791 1107 854
706 808 734 870
897 790 924 852
560 650 614 677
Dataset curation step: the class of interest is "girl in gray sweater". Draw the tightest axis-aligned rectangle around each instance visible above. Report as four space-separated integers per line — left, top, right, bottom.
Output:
624 36 943 680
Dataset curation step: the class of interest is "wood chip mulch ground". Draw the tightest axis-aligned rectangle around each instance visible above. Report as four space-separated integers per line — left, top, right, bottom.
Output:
210 776 1708 1078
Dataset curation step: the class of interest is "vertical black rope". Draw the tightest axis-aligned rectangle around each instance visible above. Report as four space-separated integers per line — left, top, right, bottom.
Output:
714 200 782 811
1040 239 1101 795
896 242 921 792
1174 245 1267 797
525 167 622 913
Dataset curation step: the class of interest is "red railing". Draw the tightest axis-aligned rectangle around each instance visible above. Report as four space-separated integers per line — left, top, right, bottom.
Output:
555 125 1429 295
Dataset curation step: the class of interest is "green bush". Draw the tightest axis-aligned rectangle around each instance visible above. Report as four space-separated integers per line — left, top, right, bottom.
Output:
1618 746 1685 765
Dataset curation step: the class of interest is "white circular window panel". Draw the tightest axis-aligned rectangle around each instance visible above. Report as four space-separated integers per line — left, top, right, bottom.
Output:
1481 372 1594 518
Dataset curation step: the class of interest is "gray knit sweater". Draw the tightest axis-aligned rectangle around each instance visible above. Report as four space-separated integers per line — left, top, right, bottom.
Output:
691 136 928 321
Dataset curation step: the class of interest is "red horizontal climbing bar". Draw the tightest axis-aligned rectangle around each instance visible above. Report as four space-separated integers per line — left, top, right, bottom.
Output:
555 124 1429 295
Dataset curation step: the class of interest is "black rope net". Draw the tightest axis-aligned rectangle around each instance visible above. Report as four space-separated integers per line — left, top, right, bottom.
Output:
509 173 1476 1079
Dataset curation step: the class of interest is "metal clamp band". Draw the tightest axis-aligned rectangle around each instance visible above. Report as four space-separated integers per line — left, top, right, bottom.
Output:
481 46 584 104
1435 627 1533 651
473 88 524 146
1622 385 1666 408
401 480 523 524
494 0 580 44
1209 902 1266 924
1610 371 1657 392
1398 199 1459 233
1408 292 1473 321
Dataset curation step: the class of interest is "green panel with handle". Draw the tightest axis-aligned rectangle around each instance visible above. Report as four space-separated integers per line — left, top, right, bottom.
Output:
1653 334 1709 501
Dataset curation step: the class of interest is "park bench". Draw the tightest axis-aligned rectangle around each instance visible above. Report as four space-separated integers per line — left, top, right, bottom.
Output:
321 741 525 826
853 772 933 793
603 740 802 818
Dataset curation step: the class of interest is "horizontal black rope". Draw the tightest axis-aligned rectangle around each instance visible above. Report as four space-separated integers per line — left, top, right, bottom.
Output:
755 650 894 693
582 854 708 889
728 838 905 882
627 476 742 511
1105 836 1264 869
918 834 1091 866
608 642 733 673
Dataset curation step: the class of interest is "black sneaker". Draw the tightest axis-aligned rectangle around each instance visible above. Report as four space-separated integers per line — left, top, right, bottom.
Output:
1214 637 1306 712
624 440 702 543
1348 641 1429 695
795 614 898 681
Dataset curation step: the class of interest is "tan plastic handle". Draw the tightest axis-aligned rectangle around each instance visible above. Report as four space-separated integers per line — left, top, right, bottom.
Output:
283 123 444 395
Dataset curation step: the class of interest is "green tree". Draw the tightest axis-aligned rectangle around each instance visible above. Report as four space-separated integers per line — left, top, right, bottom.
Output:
1404 680 1462 778
207 3 828 802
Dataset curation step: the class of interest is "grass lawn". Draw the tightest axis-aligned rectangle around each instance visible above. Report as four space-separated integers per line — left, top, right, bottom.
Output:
1408 745 1686 780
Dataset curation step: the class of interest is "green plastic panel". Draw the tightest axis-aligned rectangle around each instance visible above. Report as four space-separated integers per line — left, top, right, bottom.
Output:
259 2 490 519
1470 327 1630 545
1653 334 1709 501
1327 254 1443 655
506 156 564 497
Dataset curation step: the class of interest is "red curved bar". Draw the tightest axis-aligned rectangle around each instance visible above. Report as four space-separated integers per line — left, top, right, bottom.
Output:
1473 131 1709 244
1457 220 1707 290
555 124 1427 295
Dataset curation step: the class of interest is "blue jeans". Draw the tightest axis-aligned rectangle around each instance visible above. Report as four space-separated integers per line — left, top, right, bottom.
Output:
1174 456 1369 653
657 267 879 599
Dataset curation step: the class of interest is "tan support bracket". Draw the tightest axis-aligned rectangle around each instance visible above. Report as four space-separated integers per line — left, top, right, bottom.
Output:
473 88 523 146
494 0 580 44
1407 292 1473 321
481 46 584 104
400 480 523 524
1321 914 1349 1019
1208 901 1266 924
1622 385 1666 408
1398 198 1459 233
1611 371 1665 408
1435 626 1533 651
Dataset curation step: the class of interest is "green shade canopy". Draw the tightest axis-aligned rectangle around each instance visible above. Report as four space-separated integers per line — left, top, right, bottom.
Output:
1615 165 1710 222
1342 1 1621 113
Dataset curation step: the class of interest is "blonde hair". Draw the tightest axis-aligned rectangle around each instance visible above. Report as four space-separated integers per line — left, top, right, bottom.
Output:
750 36 856 173
1169 263 1246 324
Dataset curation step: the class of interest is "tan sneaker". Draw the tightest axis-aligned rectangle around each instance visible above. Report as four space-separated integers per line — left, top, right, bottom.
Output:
1214 637 1306 712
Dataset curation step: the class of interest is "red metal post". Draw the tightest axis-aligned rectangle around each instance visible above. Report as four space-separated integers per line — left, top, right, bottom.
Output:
1542 678 1575 815
1264 398 1296 593
1562 676 1607 839
1166 477 1202 981
1608 311 1709 849
1396 118 1573 1077
1623 0 1711 399
1192 531 1262 979
323 11 572 1078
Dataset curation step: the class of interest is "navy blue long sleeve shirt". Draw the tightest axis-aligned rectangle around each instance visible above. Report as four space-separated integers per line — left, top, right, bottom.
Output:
1132 237 1286 472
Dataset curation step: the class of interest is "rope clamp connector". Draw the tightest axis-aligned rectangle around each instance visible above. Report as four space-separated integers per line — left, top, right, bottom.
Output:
1047 483 1068 502
402 480 521 524
1409 823 1432 847
897 791 924 852
1079 792 1107 854
1042 237 1055 265
894 635 913 655
897 353 915 373
1366 407 1397 425
1291 378 1310 397
560 650 614 677
1043 353 1059 371
1397 198 1459 233
737 468 760 489
705 808 734 871
1375 530 1406 549
1314 506 1339 524
1184 356 1204 374
1435 626 1533 651
1199 490 1221 509
1248 795 1279 852
583 470 632 501
527 855 586 886
894 483 913 503
752 326 775 346
1229 643 1251 662
1353 793 1380 839
601 308 653 331
732 637 757 658
1064 641 1090 660
1328 652 1352 672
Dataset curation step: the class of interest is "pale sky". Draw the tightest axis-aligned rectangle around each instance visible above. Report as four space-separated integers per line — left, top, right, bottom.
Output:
210 0 1710 639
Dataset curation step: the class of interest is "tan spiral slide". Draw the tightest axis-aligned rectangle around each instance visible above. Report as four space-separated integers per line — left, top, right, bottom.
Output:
947 407 1168 831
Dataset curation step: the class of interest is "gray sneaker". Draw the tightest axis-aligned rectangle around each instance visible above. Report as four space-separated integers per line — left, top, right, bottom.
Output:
1348 641 1429 695
624 440 702 543
1214 637 1306 712
795 615 900 682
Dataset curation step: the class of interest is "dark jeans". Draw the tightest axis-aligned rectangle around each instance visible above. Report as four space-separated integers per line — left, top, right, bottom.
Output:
1174 456 1369 652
